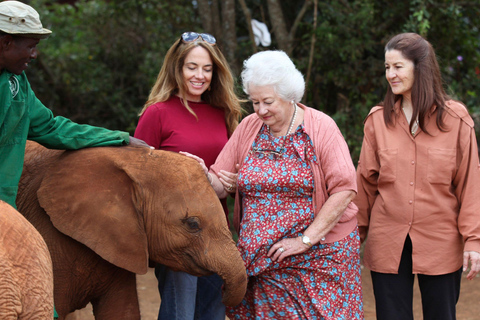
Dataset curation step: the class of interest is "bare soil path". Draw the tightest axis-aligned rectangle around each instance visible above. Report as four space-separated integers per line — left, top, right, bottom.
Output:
68 265 480 320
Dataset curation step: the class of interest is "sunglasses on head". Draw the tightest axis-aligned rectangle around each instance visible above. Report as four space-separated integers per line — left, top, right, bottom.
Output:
181 32 216 45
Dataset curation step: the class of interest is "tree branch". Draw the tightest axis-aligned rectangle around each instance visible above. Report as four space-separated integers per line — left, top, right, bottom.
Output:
196 0 212 33
266 0 290 54
305 0 317 99
211 0 222 43
238 0 257 53
290 0 312 41
221 0 238 74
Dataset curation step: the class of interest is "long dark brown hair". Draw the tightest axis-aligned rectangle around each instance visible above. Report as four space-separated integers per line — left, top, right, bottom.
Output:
381 33 449 133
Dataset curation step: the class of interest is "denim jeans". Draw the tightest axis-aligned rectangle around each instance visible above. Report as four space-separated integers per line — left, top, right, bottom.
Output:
155 264 225 320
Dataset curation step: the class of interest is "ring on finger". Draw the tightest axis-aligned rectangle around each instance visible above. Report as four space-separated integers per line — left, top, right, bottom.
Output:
227 184 233 191
279 247 284 253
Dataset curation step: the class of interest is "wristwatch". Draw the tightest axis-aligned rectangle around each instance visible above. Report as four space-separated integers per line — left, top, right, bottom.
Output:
301 235 312 247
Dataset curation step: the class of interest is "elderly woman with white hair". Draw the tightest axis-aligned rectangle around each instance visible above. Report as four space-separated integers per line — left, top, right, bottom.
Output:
184 50 363 319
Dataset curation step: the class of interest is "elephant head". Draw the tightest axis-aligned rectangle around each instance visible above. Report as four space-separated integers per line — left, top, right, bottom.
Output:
0 200 54 319
30 142 246 308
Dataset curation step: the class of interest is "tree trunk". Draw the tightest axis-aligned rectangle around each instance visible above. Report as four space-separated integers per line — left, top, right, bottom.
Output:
238 0 257 54
305 0 318 97
197 0 212 33
266 0 291 54
210 0 223 45
221 0 238 74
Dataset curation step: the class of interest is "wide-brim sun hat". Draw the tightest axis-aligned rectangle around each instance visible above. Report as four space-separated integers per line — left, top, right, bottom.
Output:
0 0 51 39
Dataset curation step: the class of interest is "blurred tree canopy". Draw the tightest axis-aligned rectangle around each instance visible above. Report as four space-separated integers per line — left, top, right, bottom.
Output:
26 0 480 162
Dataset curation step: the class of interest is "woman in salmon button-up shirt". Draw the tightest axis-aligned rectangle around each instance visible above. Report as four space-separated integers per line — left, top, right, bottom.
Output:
355 32 480 320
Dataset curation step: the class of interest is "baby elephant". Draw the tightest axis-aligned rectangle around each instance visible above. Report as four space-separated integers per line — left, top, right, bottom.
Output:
16 141 247 320
0 200 54 319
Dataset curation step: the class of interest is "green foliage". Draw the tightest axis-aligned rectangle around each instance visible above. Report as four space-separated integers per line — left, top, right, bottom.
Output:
28 0 198 132
428 2 480 137
24 0 480 158
285 0 480 162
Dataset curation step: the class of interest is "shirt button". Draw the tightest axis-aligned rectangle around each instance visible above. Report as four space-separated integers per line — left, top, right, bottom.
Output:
411 161 415 165
409 200 413 204
410 182 414 186
409 222 412 226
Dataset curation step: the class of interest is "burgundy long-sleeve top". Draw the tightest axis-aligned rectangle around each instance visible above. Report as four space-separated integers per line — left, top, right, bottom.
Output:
134 95 229 216
134 96 228 167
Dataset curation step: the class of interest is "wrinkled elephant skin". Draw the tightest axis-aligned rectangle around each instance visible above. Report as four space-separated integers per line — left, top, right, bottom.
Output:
0 200 54 319
16 141 247 320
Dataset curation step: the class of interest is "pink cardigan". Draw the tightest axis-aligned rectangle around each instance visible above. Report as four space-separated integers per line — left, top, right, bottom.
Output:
211 103 358 243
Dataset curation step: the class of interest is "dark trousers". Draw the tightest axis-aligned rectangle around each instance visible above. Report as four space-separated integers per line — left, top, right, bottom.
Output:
371 235 462 320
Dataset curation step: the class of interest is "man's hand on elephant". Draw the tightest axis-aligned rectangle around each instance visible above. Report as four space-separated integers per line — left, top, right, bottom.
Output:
128 136 154 149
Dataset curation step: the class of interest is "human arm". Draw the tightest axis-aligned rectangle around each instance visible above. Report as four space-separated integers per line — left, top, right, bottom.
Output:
268 190 356 262
355 134 379 243
128 136 153 148
454 119 480 280
354 114 380 243
179 152 238 199
27 95 130 149
268 112 358 261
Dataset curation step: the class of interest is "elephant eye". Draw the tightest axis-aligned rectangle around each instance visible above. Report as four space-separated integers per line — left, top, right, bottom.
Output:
182 216 201 232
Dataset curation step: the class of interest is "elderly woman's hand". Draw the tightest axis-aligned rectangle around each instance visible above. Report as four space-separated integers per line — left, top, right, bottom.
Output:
267 236 311 263
218 164 240 193
463 250 480 280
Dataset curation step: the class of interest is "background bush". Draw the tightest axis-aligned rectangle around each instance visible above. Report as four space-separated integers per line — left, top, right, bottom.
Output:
25 0 480 163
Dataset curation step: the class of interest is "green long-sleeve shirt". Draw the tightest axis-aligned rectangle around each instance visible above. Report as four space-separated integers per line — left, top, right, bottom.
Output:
0 70 130 208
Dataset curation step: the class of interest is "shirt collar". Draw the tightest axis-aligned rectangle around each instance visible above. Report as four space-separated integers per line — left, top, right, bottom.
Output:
393 98 438 116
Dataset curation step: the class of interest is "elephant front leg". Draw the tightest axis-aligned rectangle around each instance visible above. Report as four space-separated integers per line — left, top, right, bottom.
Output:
91 270 141 320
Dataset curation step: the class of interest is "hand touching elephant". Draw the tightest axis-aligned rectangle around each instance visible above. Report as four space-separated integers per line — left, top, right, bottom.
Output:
16 141 247 320
0 200 54 319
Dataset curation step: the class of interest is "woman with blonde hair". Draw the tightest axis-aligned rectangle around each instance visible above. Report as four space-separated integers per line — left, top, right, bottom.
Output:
134 32 242 320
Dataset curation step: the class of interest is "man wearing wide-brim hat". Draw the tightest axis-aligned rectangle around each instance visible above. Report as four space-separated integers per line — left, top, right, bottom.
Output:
0 1 150 206
0 1 150 318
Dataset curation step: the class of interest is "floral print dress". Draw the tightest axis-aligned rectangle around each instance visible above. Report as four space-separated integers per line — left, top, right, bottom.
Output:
226 124 363 320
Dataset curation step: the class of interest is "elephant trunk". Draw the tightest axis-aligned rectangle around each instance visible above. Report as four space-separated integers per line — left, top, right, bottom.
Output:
210 242 248 307
221 270 248 307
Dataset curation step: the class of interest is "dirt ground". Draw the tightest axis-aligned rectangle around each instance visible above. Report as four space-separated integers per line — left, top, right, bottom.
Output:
69 264 480 320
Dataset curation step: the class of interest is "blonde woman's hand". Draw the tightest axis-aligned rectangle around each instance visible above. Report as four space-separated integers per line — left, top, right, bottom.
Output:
179 151 208 175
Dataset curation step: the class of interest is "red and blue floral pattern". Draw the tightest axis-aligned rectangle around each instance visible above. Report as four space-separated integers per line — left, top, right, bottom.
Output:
226 125 363 320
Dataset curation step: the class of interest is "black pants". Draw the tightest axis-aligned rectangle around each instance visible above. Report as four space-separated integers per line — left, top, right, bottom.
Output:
371 235 462 320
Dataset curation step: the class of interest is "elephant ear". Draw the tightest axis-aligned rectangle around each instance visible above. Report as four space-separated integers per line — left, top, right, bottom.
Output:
37 147 149 275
